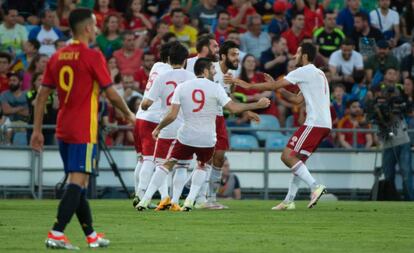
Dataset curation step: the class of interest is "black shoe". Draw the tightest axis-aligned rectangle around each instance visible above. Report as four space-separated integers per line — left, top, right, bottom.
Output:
132 196 140 208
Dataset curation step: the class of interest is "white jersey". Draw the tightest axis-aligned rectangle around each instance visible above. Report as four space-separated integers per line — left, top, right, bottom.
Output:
136 62 172 123
171 77 231 147
146 68 196 139
284 64 332 129
185 56 198 73
213 62 236 116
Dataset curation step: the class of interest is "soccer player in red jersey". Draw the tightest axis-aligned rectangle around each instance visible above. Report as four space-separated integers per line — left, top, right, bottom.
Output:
30 9 135 250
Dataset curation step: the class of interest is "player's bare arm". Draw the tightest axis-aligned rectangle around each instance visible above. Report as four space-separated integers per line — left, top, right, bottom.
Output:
152 104 180 140
30 85 53 152
105 86 135 124
140 98 154 111
233 77 292 92
224 97 271 114
280 89 304 105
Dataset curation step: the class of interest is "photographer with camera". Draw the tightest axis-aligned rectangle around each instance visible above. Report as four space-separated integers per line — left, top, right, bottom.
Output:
367 67 414 200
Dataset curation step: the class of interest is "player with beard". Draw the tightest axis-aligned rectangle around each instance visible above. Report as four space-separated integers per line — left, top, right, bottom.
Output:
195 40 246 210
186 33 219 72
233 43 331 210
132 42 177 209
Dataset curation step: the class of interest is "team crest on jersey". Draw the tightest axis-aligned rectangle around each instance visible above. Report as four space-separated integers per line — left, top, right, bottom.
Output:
289 136 298 147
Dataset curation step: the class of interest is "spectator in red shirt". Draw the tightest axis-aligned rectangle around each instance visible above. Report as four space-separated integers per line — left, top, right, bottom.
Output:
124 0 153 33
214 10 231 45
295 0 328 34
113 31 144 75
282 12 310 55
56 0 75 35
161 0 190 25
134 52 155 93
93 0 118 29
150 20 170 57
337 99 373 149
235 54 279 119
0 53 12 93
227 0 257 32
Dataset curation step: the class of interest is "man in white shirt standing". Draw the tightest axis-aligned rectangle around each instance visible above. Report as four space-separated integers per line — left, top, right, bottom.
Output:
136 58 270 211
140 42 196 211
369 0 400 48
29 10 64 57
234 43 331 210
131 42 175 208
186 33 219 73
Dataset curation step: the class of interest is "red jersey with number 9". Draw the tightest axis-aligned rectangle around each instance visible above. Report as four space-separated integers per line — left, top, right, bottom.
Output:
42 41 112 144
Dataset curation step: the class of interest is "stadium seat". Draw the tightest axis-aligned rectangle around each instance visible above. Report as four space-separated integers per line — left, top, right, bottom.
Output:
12 132 27 146
285 115 294 129
251 114 281 141
265 133 290 149
230 134 259 149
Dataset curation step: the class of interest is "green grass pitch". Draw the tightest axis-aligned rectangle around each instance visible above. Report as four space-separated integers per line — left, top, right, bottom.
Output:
0 200 413 253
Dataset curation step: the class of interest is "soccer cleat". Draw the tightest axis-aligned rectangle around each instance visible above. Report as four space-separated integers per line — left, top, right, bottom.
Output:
132 196 140 208
196 201 228 210
169 203 181 212
87 233 110 248
180 200 194 212
45 232 79 250
136 199 151 211
148 203 158 209
271 201 296 211
155 197 171 211
308 184 327 208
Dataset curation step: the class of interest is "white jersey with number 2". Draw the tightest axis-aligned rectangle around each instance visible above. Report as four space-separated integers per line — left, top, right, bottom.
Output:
171 77 231 147
146 68 196 139
136 62 172 122
284 64 332 129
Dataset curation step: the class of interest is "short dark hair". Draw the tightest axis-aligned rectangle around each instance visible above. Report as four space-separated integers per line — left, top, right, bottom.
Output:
162 32 176 43
0 52 12 63
353 69 365 83
3 8 18 16
69 8 94 34
271 35 283 45
346 99 360 109
142 51 155 59
333 83 346 91
291 11 304 20
122 30 135 39
196 33 215 53
28 39 41 50
219 40 239 60
323 9 335 19
300 42 317 62
168 42 189 65
194 57 213 76
160 41 179 63
217 10 229 19
171 8 185 17
354 12 369 22
342 38 355 46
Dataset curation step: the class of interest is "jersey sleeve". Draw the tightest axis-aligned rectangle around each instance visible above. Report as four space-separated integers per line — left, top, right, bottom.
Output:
284 68 303 85
171 84 182 105
42 56 56 88
216 84 231 107
91 51 112 89
146 74 162 102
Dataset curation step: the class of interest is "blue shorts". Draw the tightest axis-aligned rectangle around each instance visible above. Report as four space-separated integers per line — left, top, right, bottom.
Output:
58 141 97 174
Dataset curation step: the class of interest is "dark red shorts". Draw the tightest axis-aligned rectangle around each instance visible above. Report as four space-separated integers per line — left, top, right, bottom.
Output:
287 125 330 159
168 140 215 165
215 115 229 151
153 138 175 159
133 119 158 156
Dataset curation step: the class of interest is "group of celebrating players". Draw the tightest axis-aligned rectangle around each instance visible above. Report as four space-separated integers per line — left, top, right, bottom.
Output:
30 8 331 250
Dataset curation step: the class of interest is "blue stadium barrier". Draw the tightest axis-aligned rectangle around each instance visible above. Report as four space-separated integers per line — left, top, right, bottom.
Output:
230 134 259 149
250 114 281 141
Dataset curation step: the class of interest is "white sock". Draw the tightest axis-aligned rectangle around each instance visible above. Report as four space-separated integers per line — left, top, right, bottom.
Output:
51 230 64 237
171 167 188 204
292 161 317 190
87 231 97 238
186 168 207 204
208 166 222 202
137 157 155 197
284 174 301 203
196 164 211 204
134 157 143 197
158 177 169 200
141 166 169 202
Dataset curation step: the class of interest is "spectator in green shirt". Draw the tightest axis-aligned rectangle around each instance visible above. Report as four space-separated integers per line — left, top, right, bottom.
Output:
96 14 123 58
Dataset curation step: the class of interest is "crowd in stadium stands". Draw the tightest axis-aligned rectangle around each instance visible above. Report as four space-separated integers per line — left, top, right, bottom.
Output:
0 0 413 149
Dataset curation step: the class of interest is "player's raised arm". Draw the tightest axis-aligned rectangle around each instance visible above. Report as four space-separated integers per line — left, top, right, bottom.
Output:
280 88 304 105
224 96 271 114
233 77 292 92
